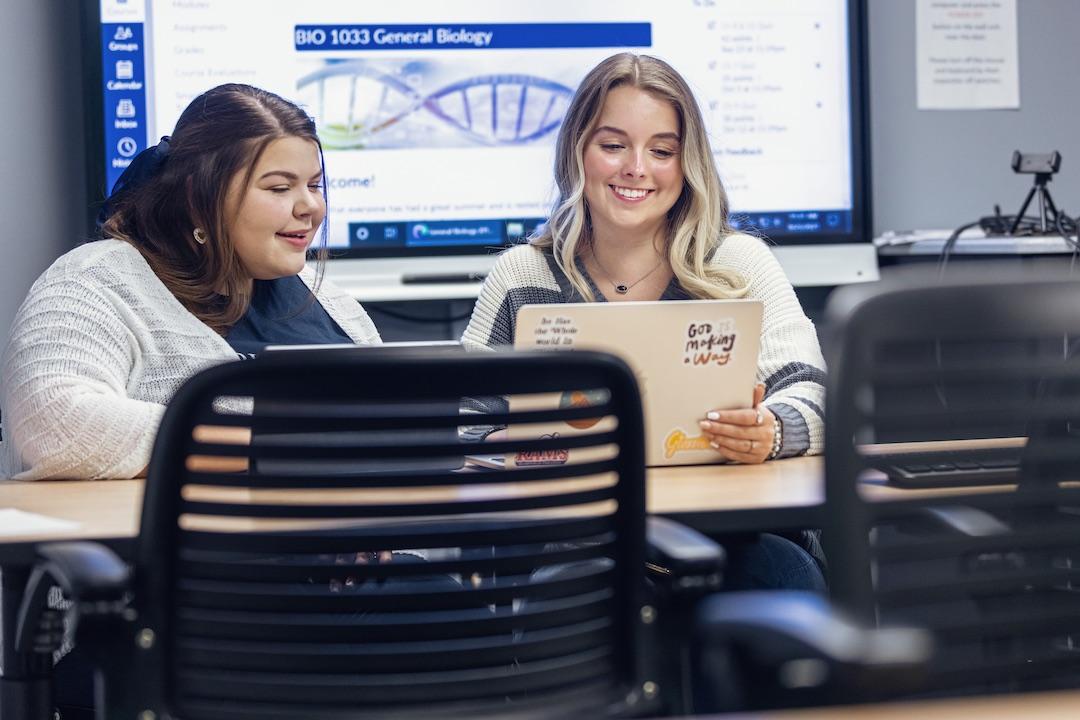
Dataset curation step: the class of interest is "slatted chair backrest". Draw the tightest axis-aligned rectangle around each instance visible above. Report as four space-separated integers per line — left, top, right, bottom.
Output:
125 347 653 720
823 264 1080 695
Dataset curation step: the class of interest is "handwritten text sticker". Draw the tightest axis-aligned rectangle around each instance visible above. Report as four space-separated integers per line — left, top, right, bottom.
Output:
682 319 737 367
532 315 578 347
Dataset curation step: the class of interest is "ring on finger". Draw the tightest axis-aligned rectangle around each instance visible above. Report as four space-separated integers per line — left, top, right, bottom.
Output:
748 439 756 452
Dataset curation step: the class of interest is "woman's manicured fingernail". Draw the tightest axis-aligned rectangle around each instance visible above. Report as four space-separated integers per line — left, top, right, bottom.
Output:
709 441 720 449
706 411 720 421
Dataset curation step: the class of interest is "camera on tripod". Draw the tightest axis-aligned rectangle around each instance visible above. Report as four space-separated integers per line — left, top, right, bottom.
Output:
1011 151 1062 176
942 150 1076 272
1007 150 1064 235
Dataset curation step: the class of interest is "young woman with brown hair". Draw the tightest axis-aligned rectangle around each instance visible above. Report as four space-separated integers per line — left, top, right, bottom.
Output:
1 84 380 481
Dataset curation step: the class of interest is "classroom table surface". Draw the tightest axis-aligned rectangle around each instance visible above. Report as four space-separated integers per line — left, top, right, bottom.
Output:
0 457 823 552
718 688 1080 719
0 444 1031 553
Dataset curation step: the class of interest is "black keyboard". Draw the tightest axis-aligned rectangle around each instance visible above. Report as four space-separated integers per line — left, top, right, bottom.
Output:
868 446 1022 489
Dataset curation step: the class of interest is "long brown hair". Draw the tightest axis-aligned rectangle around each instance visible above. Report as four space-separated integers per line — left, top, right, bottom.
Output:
100 83 328 334
532 53 747 301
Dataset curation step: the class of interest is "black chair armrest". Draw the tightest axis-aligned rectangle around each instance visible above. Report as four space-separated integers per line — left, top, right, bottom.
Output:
15 542 129 656
917 506 1011 537
697 590 930 666
692 591 931 711
34 542 129 600
646 516 725 593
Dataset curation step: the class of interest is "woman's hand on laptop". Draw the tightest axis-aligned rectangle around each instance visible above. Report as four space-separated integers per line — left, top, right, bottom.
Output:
699 383 776 464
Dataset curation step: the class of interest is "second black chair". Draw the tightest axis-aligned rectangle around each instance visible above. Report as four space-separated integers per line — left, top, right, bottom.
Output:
824 263 1080 697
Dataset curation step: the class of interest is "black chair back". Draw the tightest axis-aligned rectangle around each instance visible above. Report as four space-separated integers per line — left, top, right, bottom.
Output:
823 264 1080 694
123 348 653 719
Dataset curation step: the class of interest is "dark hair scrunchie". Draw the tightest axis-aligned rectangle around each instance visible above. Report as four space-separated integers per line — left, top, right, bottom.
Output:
96 135 172 231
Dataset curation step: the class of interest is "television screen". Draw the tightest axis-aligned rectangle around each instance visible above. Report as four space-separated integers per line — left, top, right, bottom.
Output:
89 0 867 262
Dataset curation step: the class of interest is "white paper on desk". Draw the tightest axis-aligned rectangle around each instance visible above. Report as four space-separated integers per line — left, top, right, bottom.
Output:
0 508 81 536
916 0 1019 110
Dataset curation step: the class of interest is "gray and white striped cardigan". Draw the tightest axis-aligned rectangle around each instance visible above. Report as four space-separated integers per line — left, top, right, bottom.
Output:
461 233 826 458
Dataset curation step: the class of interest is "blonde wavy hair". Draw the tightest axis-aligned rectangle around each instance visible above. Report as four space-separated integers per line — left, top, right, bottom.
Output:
532 53 747 301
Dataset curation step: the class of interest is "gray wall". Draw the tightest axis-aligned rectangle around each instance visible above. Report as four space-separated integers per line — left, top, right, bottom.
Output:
868 0 1080 235
0 1 87 344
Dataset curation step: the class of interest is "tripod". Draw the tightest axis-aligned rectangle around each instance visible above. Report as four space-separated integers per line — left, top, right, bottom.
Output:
1009 169 1064 235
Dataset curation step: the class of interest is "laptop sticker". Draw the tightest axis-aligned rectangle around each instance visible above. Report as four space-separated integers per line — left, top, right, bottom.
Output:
532 315 578 347
683 319 737 367
514 432 570 466
560 389 605 430
664 429 712 458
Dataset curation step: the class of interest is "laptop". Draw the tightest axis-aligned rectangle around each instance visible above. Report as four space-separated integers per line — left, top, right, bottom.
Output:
254 342 467 475
512 299 763 467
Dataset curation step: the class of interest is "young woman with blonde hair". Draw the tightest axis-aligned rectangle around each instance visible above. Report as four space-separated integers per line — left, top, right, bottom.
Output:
463 53 827 589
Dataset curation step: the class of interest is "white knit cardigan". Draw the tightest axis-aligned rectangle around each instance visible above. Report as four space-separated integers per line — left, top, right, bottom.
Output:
0 239 380 481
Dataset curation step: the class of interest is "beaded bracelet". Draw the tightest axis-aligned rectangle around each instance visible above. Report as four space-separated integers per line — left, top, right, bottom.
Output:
767 415 783 460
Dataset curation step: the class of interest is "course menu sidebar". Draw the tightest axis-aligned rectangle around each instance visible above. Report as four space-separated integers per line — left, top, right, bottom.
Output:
101 4 148 193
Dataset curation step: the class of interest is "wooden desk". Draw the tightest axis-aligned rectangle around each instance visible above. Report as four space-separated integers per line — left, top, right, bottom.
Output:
650 457 824 533
719 689 1080 719
0 456 824 551
6 442 1047 550
0 478 143 562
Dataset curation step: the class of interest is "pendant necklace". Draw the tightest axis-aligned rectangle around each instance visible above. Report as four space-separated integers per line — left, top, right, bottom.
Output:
591 248 665 295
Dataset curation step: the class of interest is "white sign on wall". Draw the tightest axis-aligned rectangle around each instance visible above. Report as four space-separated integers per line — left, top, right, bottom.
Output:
916 0 1019 110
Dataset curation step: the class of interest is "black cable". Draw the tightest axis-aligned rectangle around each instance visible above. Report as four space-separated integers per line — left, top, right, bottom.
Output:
938 212 1080 280
980 204 1010 235
1056 211 1080 291
980 212 1077 237
931 218 981 407
936 211 1080 408
1054 211 1080 359
936 219 983 279
933 212 1078 403
1054 210 1080 255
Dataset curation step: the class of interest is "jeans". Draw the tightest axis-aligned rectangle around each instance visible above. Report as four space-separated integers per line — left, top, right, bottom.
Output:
720 533 827 592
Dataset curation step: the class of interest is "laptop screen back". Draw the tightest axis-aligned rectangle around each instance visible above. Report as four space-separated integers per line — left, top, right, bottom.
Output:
513 299 763 466
252 343 466 475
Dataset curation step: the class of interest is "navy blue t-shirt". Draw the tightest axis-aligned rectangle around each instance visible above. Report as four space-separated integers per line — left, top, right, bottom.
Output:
226 276 352 357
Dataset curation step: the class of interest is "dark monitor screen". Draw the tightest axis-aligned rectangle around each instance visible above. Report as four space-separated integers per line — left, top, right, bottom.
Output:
86 0 868 258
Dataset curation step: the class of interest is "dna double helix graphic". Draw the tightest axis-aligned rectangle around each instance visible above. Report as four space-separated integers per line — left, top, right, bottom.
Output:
297 60 575 149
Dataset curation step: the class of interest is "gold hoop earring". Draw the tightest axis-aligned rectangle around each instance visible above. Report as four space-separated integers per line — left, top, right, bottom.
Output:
193 228 208 245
